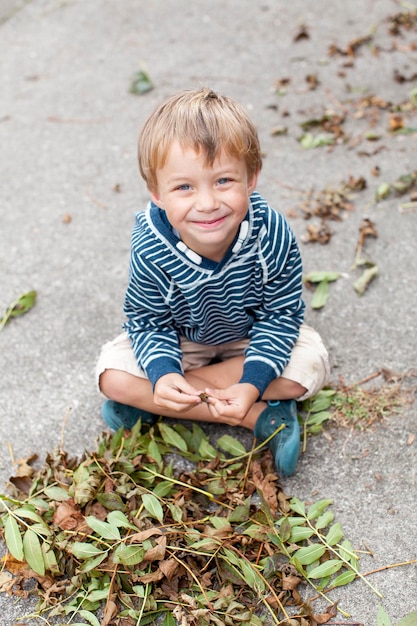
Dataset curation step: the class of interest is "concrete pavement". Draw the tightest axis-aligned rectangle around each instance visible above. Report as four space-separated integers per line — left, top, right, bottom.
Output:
1 1 416 623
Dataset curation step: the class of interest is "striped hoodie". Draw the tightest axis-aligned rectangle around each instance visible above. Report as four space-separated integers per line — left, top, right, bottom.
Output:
123 191 305 396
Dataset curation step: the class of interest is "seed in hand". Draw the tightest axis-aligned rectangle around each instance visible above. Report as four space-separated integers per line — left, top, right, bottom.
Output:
199 392 210 403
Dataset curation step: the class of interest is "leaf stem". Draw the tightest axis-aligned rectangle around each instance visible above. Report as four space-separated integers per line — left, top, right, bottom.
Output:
141 466 215 500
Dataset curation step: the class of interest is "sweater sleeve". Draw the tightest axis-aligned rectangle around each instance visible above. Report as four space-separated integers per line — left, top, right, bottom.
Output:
239 210 305 396
123 250 183 389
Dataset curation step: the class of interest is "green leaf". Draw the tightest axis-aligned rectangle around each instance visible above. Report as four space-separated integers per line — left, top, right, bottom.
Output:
289 526 315 543
0 290 37 331
76 609 101 626
43 486 71 501
300 132 335 149
375 182 391 201
331 570 356 587
85 516 121 540
311 280 330 309
129 68 154 95
292 543 326 565
167 502 183 523
306 411 331 432
308 559 343 579
77 551 108 573
307 499 333 520
216 434 246 457
113 543 145 566
315 510 334 530
240 559 265 593
353 264 378 296
306 390 336 412
158 423 188 452
377 604 392 626
23 528 45 575
325 522 344 546
398 611 417 626
70 542 106 560
198 438 218 459
27 497 50 511
147 438 163 464
228 497 251 523
289 497 306 516
107 510 137 530
42 546 59 575
4 515 24 561
96 492 125 511
304 271 340 284
153 480 174 498
339 539 359 567
278 518 292 542
141 493 164 523
85 587 111 603
14 507 48 526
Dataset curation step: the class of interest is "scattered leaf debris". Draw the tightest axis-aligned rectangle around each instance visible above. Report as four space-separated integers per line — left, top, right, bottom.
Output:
0 419 378 625
129 67 154 95
0 291 37 332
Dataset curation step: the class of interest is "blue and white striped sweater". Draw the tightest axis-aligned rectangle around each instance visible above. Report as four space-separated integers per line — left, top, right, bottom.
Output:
123 191 305 395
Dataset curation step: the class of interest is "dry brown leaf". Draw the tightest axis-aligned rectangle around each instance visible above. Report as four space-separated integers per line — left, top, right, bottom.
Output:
282 572 301 591
52 497 88 532
142 535 167 562
128 527 164 543
0 571 15 594
251 460 279 516
1 554 26 575
136 568 165 584
101 599 118 626
312 601 338 623
159 557 179 580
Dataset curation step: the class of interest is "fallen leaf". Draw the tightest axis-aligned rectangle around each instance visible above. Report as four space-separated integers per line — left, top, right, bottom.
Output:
312 601 338 623
52 498 88 532
252 460 279 516
353 264 378 295
0 291 37 332
129 68 153 95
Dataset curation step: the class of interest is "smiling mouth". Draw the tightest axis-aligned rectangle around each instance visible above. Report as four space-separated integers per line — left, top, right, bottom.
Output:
194 216 227 228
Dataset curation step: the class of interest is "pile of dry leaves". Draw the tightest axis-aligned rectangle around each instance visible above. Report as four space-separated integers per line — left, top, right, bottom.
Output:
0 417 371 626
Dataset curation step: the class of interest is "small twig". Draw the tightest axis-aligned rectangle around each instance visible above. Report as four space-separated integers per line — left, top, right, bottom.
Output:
6 442 16 468
142 466 215 500
398 201 417 213
342 370 382 391
362 558 417 577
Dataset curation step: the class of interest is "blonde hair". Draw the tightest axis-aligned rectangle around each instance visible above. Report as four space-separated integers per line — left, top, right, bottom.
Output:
138 88 262 192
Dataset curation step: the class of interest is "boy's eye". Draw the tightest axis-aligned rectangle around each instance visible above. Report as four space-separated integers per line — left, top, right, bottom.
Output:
176 184 191 191
217 177 231 185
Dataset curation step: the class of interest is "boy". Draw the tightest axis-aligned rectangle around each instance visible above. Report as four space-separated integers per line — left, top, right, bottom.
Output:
96 88 330 476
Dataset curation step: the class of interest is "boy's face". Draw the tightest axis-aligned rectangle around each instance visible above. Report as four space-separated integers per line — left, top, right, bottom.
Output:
150 141 259 263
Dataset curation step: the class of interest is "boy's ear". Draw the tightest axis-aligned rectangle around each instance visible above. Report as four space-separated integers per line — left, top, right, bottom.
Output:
247 170 260 195
149 187 162 207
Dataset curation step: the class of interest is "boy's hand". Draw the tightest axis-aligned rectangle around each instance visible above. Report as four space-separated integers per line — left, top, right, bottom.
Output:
204 383 259 424
154 373 201 412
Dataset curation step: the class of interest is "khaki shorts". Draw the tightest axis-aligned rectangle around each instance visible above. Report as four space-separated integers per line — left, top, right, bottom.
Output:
96 324 330 400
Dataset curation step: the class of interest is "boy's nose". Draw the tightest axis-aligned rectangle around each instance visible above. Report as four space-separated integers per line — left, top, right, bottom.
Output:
195 189 219 212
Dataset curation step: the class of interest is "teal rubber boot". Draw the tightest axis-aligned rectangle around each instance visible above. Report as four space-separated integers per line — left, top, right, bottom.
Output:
254 399 300 476
101 400 158 431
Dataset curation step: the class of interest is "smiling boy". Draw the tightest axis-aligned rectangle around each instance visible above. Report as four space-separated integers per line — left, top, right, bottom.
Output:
96 88 330 476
